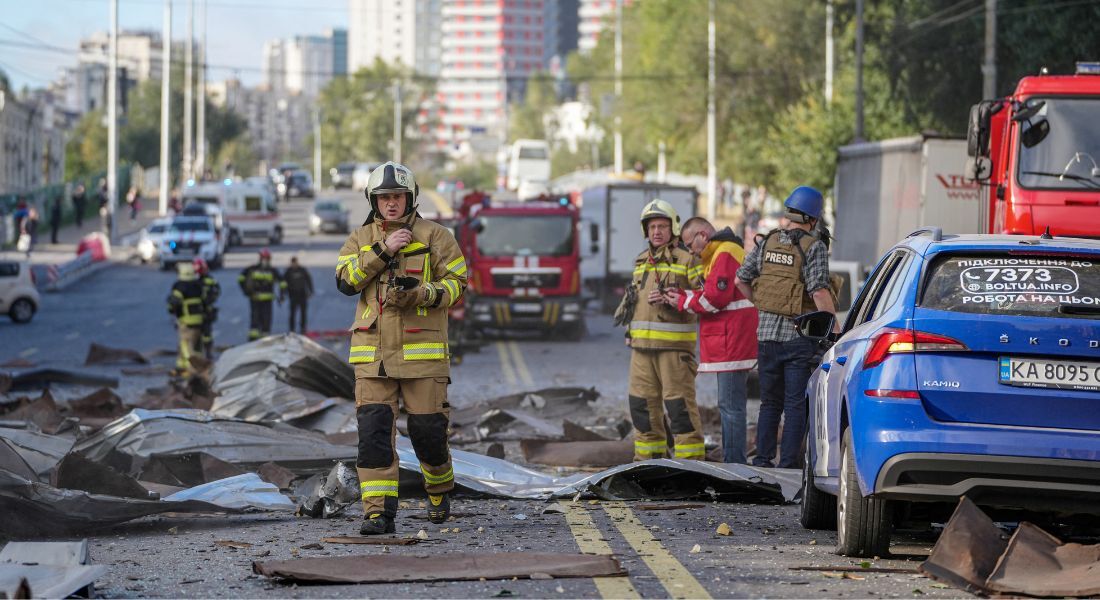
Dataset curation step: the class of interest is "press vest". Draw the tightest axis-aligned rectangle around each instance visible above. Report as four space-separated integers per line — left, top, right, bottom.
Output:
751 230 819 317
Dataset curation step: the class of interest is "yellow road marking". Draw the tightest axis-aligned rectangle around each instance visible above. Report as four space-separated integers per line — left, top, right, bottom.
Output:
560 501 640 599
496 341 517 387
422 189 454 218
604 504 712 599
508 341 534 387
19 347 38 358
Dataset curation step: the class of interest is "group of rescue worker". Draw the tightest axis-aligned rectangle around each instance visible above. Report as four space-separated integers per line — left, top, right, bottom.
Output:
166 249 315 377
618 186 838 470
326 159 838 535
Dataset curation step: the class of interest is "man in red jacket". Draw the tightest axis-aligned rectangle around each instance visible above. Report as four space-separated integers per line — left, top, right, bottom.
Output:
663 217 759 463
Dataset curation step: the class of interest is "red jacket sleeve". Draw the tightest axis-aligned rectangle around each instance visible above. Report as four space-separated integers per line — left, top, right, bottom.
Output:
678 252 740 314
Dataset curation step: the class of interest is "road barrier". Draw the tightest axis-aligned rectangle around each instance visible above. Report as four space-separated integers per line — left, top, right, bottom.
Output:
45 251 115 293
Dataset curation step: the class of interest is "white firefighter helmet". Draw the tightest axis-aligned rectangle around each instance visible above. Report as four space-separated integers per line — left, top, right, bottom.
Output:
639 199 681 237
365 161 418 218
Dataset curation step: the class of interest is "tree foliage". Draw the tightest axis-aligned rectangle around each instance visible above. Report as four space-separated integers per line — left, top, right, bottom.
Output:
509 72 558 142
317 59 431 169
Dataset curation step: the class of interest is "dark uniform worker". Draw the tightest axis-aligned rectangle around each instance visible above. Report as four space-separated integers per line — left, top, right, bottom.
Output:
620 200 706 461
193 257 220 358
335 162 467 535
735 186 838 468
284 257 314 334
238 248 285 341
167 261 207 377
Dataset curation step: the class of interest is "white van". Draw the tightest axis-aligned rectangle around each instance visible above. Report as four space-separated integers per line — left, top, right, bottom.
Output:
182 180 283 246
506 139 551 192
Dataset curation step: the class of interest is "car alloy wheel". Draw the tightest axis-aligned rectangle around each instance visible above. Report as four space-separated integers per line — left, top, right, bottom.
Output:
10 298 35 323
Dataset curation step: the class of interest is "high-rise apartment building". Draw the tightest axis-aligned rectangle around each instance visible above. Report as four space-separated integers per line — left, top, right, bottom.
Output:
347 0 441 76
57 30 178 114
578 0 617 54
263 29 345 96
436 0 551 155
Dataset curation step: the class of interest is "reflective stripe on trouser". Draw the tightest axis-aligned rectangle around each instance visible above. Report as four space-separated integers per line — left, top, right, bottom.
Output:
249 300 272 340
629 320 698 343
176 324 202 372
627 348 704 461
355 376 453 517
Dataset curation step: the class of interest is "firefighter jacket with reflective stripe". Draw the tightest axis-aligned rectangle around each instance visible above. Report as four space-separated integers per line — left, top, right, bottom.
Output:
200 275 220 311
751 231 818 317
167 279 206 327
336 213 467 379
627 242 702 352
676 228 758 372
238 264 285 302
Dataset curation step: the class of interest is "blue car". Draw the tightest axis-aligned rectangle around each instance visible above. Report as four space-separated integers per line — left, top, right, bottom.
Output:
797 229 1100 557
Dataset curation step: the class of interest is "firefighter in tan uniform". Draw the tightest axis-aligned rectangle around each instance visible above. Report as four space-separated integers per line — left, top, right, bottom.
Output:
622 200 706 461
336 162 467 535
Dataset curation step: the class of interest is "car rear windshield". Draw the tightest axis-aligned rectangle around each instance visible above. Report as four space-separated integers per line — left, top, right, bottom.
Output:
920 253 1100 318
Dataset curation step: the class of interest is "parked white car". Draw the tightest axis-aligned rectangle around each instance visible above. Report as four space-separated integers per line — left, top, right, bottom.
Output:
136 217 172 264
0 257 39 323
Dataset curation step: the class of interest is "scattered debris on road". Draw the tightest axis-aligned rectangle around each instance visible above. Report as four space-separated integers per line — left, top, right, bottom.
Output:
84 343 148 366
0 540 107 599
252 552 626 584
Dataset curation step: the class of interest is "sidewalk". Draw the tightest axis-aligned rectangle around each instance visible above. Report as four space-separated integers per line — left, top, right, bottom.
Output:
15 205 163 267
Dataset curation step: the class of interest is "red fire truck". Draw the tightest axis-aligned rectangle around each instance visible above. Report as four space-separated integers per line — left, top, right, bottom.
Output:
967 62 1100 236
455 191 586 340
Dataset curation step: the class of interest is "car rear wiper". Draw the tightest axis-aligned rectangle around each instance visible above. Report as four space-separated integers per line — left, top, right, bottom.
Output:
1058 303 1100 317
1020 171 1100 190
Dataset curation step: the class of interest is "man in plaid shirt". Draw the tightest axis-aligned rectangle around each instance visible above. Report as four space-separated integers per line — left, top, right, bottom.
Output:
736 186 838 468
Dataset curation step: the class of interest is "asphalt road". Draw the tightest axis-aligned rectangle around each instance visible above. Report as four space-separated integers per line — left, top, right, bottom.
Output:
0 191 961 598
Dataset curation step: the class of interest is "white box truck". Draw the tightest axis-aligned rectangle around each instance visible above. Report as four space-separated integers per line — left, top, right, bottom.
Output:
579 183 698 311
833 135 980 271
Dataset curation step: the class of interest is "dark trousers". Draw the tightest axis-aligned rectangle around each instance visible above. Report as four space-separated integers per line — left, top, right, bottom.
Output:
249 300 273 340
288 296 308 333
50 222 60 244
74 201 85 227
753 337 816 468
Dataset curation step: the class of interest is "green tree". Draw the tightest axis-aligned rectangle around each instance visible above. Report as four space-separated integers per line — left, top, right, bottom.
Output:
509 71 558 142
64 110 108 181
317 59 431 169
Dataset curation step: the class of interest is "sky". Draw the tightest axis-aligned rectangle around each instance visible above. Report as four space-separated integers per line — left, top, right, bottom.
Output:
0 0 347 90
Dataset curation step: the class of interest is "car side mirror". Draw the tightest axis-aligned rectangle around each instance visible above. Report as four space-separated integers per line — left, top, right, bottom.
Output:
795 310 837 344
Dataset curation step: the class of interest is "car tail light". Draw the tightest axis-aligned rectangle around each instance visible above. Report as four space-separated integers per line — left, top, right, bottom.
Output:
864 389 920 399
863 328 967 369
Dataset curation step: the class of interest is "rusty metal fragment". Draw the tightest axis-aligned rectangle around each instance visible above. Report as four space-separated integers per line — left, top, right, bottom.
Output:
919 497 1009 594
84 343 148 366
985 522 1100 597
253 552 625 584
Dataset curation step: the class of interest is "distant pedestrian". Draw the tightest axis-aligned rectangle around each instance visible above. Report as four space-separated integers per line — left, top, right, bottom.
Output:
20 207 39 256
71 183 87 227
96 179 110 234
126 186 142 220
49 197 62 244
12 197 28 234
663 217 759 464
284 256 314 334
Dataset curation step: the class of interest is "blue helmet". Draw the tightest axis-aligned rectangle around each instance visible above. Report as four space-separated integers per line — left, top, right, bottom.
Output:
783 186 824 221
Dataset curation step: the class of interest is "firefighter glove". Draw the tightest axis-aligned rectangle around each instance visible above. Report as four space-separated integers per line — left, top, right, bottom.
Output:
386 286 419 309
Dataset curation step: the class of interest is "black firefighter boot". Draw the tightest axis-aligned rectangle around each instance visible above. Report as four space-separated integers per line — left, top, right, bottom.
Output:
427 494 450 524
360 512 396 535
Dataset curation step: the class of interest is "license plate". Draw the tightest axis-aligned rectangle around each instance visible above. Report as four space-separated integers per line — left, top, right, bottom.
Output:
511 302 542 314
999 356 1100 391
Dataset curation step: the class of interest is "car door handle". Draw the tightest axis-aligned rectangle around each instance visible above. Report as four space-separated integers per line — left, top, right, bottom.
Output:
836 356 848 366
820 363 831 372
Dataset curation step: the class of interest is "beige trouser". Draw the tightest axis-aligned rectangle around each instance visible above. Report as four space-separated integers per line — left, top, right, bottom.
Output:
627 349 704 461
354 376 454 517
176 325 203 373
